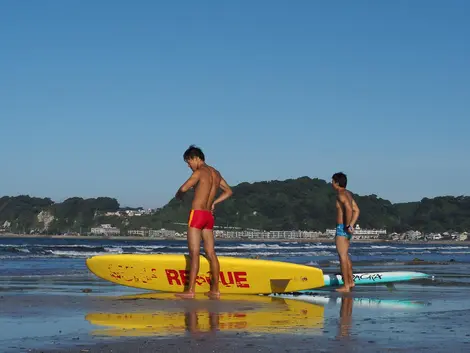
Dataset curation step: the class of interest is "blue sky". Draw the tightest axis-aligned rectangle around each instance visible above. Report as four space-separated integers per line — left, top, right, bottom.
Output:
1 0 469 208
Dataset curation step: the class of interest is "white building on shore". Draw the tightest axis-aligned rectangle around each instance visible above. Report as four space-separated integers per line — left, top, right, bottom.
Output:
128 228 177 238
90 224 121 236
214 230 323 240
325 224 387 239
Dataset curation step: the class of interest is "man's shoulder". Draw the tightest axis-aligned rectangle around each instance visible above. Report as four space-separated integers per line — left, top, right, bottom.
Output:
206 165 222 177
337 190 351 201
337 189 346 196
199 165 220 179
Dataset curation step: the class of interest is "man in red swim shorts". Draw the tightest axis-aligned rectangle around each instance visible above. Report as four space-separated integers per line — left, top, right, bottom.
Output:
174 145 233 299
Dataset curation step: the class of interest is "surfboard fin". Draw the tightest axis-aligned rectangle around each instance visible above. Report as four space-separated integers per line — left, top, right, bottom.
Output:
385 283 396 291
270 279 291 293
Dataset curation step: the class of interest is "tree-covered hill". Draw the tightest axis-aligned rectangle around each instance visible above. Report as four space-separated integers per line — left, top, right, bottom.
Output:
1 177 469 234
0 196 119 233
154 177 470 233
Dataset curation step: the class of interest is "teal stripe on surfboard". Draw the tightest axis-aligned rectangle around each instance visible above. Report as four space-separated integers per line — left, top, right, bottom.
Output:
318 271 431 288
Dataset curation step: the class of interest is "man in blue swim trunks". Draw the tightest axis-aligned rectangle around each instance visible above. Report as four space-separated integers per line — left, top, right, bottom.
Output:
332 172 360 293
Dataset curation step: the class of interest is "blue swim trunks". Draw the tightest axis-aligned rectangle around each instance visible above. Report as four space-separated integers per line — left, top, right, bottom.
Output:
335 224 352 240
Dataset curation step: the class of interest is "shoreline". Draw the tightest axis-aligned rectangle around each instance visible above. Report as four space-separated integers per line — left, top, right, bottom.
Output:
0 233 468 245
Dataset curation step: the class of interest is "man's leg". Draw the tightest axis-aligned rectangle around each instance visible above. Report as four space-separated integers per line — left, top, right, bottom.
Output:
345 233 354 288
202 229 220 298
335 236 352 292
175 227 201 298
348 250 355 288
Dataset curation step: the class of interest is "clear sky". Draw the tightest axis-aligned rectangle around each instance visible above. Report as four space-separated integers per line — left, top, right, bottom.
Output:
1 0 469 208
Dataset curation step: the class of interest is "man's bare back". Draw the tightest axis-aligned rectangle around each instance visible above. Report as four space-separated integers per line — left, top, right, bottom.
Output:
191 165 221 211
336 189 358 227
178 163 232 213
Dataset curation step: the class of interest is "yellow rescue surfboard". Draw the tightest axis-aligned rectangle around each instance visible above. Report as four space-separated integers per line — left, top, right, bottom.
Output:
86 254 325 294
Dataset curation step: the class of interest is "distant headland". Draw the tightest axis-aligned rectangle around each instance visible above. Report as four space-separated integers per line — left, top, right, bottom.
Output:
1 177 469 241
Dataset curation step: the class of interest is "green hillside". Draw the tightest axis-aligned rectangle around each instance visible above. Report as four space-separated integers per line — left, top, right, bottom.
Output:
1 176 469 234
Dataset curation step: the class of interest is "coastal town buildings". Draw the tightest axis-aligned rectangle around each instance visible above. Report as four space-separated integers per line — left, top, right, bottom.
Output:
325 224 387 240
103 208 158 217
214 230 324 240
128 228 176 238
90 224 120 236
49 223 470 242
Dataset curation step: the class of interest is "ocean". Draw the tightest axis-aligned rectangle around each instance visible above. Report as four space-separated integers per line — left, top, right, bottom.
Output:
1 236 470 352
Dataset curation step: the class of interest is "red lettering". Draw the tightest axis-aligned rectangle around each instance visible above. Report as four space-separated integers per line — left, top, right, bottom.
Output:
196 275 208 286
234 271 249 288
234 322 247 329
166 269 181 285
220 272 234 286
178 270 188 285
164 269 250 288
233 313 246 318
220 322 247 329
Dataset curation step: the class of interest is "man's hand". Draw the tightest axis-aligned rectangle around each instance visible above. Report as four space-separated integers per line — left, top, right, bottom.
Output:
175 190 184 200
210 177 233 211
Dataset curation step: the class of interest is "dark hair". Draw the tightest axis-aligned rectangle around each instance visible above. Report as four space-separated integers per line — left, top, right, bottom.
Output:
332 172 347 188
183 145 205 161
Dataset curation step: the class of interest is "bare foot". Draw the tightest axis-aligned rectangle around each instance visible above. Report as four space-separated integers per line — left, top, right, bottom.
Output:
204 291 221 299
335 286 351 293
175 291 195 299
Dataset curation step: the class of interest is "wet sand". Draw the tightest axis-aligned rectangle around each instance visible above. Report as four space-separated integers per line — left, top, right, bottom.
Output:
30 333 395 353
2 281 469 353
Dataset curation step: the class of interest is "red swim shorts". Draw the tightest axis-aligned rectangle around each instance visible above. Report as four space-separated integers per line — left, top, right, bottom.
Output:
188 209 214 230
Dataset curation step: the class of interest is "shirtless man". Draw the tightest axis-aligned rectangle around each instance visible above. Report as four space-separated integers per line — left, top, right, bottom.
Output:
331 172 360 293
174 145 233 299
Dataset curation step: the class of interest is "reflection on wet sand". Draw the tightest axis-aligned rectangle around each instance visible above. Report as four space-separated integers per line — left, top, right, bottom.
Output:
86 292 432 340
86 293 324 337
275 292 430 310
338 296 353 339
271 293 430 341
184 310 219 337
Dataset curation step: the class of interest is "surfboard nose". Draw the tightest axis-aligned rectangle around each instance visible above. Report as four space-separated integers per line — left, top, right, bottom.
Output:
86 256 96 267
86 256 103 277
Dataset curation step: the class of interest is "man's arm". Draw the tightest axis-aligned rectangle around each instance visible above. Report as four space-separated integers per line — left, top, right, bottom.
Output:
338 193 353 230
350 199 360 228
211 177 233 209
175 170 200 200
